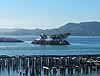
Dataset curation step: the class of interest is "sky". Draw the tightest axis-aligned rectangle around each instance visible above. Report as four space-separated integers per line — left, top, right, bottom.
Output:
0 0 100 29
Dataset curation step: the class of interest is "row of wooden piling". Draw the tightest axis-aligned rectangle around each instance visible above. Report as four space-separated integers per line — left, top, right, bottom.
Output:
0 55 100 76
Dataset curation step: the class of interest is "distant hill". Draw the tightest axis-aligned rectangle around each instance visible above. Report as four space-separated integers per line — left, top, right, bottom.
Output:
57 21 100 36
0 21 100 36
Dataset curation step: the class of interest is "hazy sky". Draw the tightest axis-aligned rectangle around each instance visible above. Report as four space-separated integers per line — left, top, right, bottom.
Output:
0 0 100 29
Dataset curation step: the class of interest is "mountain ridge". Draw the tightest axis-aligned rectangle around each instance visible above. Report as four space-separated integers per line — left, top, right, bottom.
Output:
0 21 100 36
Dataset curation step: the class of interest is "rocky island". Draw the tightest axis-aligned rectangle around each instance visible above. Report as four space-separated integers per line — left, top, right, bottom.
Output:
0 37 23 42
32 33 70 45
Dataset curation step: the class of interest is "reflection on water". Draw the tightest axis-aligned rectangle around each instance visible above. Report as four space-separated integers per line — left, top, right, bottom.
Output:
0 55 100 76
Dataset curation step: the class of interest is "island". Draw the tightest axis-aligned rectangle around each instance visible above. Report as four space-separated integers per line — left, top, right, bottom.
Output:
32 33 70 45
0 37 23 42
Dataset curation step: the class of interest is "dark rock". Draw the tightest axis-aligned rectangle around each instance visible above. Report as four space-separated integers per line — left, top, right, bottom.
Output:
0 37 23 42
32 39 69 45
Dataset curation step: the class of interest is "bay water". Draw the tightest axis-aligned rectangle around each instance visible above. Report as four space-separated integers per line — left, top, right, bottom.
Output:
0 35 100 76
0 36 100 56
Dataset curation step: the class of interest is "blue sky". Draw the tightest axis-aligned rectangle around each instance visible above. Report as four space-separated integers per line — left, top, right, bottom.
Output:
0 0 100 29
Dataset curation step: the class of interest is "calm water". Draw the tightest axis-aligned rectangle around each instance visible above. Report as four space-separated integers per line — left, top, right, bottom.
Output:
0 35 100 76
0 36 100 56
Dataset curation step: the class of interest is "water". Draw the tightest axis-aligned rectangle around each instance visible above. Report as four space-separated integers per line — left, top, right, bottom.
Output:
0 35 100 76
0 35 100 56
